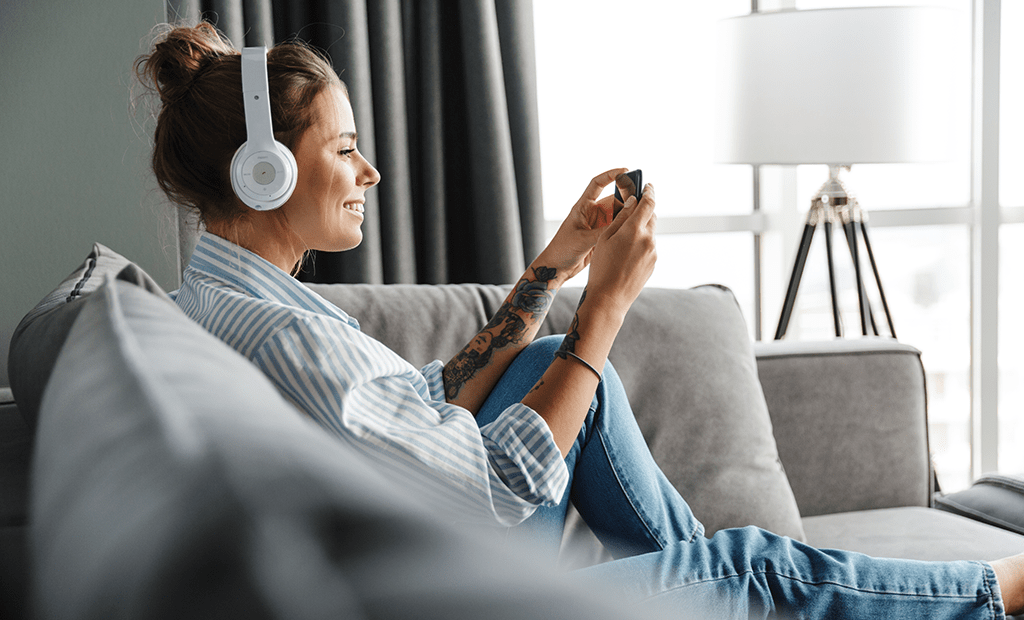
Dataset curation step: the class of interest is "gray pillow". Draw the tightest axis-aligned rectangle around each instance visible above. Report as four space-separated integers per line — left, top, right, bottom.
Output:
8 243 170 428
309 283 806 543
30 278 645 620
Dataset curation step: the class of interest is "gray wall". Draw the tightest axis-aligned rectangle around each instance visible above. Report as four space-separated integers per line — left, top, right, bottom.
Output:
0 0 176 389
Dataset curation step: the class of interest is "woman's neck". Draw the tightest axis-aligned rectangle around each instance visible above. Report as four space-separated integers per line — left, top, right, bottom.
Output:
206 213 305 275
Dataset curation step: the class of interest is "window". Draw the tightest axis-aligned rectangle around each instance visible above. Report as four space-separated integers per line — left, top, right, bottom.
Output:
535 1 1006 492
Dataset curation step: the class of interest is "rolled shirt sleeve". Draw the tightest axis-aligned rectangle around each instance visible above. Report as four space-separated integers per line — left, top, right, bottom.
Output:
419 359 447 402
478 403 569 506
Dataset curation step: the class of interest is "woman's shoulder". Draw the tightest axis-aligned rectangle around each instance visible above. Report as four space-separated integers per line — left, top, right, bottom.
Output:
176 267 317 350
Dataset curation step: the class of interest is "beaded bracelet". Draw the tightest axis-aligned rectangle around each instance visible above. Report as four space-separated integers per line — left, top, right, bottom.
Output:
564 351 602 381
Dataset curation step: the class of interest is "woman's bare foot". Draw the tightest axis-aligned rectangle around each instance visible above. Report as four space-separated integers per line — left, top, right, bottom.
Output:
992 553 1024 615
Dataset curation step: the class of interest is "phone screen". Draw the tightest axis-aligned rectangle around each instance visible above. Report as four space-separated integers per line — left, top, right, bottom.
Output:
613 169 643 218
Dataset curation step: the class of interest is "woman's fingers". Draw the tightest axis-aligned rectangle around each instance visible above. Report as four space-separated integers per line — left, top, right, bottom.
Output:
610 183 656 235
633 183 656 226
601 195 637 238
579 168 629 205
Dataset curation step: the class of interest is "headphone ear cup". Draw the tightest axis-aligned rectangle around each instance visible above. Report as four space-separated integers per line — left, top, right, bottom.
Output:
230 140 298 211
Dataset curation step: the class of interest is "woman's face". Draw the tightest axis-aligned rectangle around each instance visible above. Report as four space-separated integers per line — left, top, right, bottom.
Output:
282 86 380 252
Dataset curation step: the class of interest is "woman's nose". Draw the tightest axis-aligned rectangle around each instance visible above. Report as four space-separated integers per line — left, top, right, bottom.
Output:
361 158 381 187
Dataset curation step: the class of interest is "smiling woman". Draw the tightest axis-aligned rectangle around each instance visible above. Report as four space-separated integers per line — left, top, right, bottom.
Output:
135 23 379 276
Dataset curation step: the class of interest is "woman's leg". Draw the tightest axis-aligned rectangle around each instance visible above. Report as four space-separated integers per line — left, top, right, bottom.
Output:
575 528 1004 619
476 336 579 557
480 336 1007 618
566 352 703 558
477 335 701 559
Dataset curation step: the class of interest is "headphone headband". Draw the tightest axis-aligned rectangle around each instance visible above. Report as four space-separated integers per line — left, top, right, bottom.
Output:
240 48 277 152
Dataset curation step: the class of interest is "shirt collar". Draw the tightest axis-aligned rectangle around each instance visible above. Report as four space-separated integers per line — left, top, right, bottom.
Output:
186 231 360 330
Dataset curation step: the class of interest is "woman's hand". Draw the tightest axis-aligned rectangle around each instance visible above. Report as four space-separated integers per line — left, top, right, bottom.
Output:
536 168 629 281
519 178 655 456
585 183 658 318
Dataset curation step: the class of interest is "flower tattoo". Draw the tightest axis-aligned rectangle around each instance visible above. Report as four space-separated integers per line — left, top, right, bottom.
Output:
443 266 558 400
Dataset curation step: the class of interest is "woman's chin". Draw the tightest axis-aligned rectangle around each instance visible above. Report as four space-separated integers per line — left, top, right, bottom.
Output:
334 233 362 252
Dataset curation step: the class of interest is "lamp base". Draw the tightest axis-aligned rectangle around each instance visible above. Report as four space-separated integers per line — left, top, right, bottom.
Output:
774 166 896 340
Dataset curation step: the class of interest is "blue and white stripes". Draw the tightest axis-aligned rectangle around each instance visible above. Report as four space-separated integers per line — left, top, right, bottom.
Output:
175 232 568 526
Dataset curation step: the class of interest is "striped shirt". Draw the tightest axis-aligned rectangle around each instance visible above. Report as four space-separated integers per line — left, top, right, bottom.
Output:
174 232 568 526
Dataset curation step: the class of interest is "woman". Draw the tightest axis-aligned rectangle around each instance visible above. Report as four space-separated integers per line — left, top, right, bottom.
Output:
137 22 1024 619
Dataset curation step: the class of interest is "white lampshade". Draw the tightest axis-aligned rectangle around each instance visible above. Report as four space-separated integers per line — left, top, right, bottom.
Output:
715 7 957 165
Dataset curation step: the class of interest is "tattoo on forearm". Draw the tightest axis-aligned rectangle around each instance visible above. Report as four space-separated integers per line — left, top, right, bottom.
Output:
555 288 586 360
511 266 556 317
443 266 558 400
528 380 545 395
482 305 527 349
444 347 494 400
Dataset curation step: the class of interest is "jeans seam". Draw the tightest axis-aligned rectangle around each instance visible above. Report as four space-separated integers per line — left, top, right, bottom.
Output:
646 567 998 603
980 561 1004 620
596 427 668 551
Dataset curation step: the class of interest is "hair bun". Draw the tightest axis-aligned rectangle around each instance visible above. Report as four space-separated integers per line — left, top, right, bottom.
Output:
137 22 237 105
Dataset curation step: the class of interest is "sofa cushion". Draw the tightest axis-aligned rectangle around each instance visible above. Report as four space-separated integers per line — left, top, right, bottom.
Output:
8 243 169 428
30 278 638 619
802 506 1024 561
309 283 806 542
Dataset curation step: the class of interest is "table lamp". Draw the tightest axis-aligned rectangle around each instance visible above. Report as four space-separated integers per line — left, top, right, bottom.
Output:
715 6 957 339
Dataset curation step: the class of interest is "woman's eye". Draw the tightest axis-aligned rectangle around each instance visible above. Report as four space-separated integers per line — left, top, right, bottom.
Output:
338 149 355 157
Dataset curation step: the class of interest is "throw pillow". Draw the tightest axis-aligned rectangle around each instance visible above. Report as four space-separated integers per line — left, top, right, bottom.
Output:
7 243 170 428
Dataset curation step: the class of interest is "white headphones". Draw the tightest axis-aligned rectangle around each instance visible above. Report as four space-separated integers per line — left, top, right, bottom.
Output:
230 46 298 211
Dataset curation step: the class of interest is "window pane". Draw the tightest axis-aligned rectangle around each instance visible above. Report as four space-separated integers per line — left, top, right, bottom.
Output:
549 232 757 339
780 225 971 490
1001 1 1024 207
999 225 1024 474
533 1 752 220
648 233 756 339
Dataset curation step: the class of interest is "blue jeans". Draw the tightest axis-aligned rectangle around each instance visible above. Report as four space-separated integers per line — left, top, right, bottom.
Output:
477 336 1006 619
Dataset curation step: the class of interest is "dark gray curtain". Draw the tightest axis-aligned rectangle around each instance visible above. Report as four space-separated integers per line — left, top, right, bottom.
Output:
166 0 545 285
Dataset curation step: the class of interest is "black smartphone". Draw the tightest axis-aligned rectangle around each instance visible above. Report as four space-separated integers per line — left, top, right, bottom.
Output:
613 169 643 218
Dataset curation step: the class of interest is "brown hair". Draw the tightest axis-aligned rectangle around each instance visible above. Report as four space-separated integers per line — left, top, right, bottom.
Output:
134 22 343 226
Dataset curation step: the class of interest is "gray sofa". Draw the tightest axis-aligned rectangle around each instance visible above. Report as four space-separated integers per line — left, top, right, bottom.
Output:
3 243 1023 619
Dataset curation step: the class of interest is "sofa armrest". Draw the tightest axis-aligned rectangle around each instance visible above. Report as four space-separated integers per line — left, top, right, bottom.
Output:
754 338 932 518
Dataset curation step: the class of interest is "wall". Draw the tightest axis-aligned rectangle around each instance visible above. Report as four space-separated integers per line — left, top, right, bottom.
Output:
0 0 175 389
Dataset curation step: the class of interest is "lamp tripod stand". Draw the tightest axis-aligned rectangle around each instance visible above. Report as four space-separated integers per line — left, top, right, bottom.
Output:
774 166 897 341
